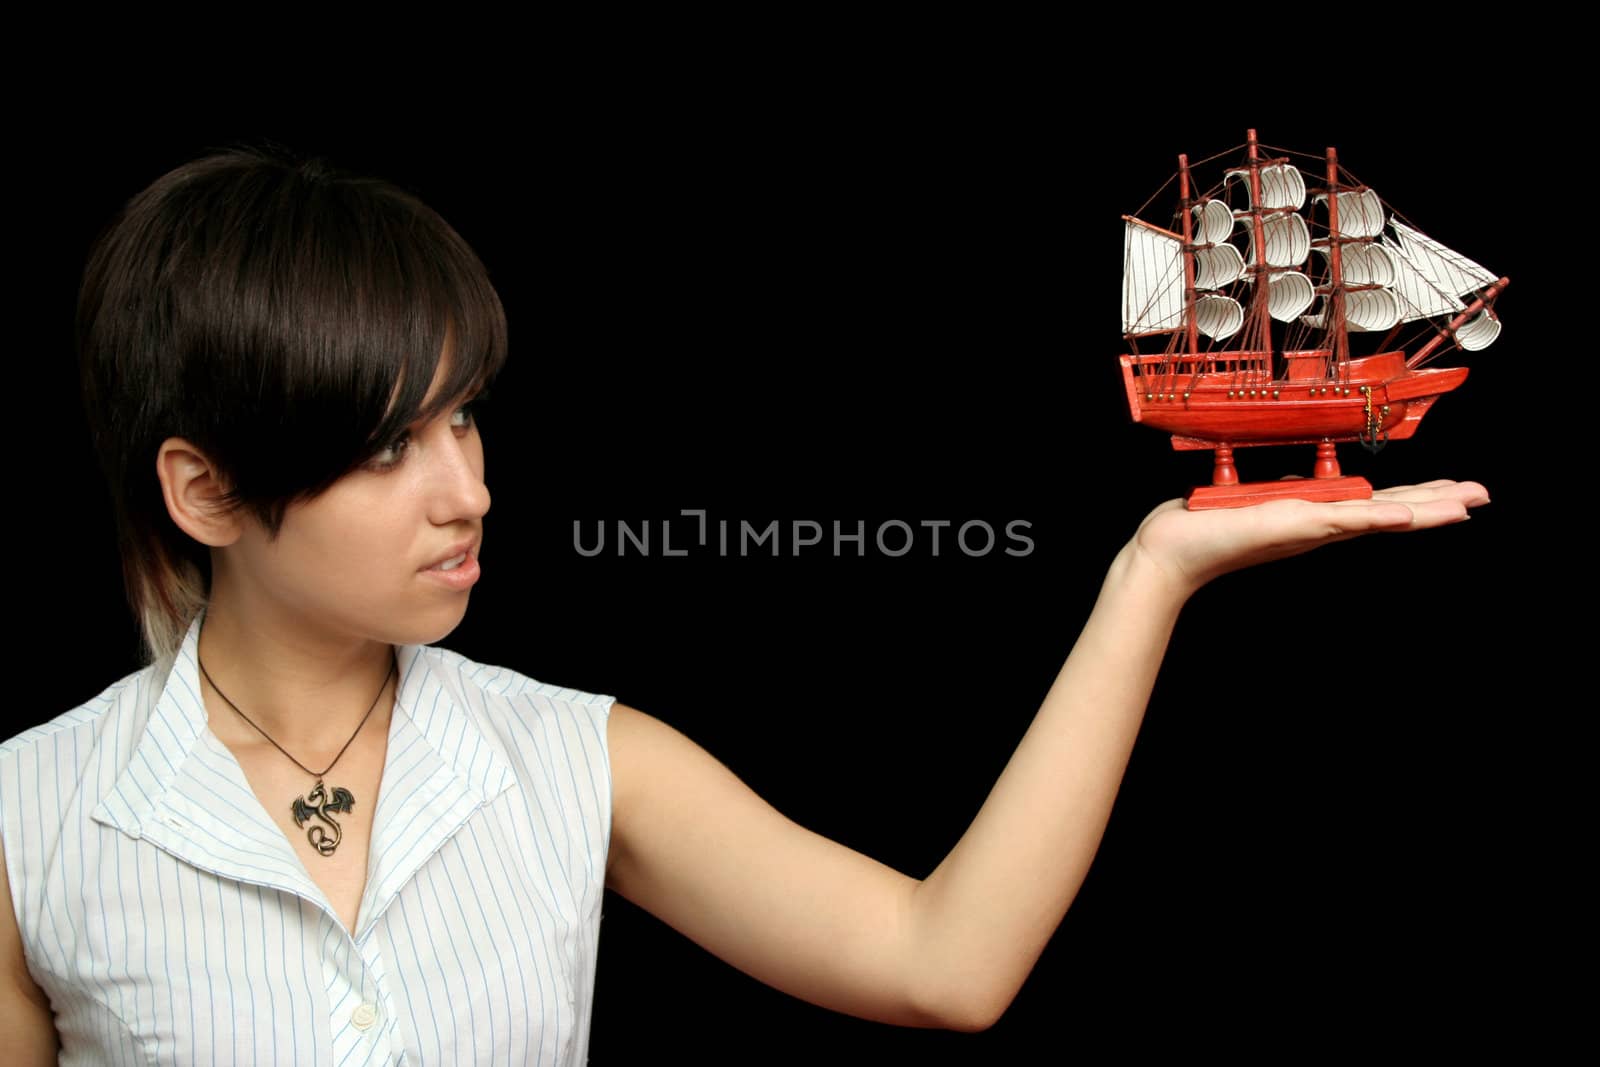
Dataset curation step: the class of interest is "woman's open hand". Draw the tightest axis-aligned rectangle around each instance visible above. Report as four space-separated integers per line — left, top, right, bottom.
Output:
1126 479 1491 602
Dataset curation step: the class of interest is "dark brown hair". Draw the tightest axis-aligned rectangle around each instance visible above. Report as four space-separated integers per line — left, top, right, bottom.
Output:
76 145 507 670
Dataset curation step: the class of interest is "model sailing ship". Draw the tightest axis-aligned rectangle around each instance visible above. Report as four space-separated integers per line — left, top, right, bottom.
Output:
1120 129 1508 508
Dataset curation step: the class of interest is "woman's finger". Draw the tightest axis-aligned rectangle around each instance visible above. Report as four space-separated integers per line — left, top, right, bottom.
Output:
1324 496 1470 531
1370 479 1488 502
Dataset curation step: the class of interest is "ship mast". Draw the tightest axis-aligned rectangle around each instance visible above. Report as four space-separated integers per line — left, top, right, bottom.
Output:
1324 146 1349 383
1177 153 1200 360
1243 129 1271 381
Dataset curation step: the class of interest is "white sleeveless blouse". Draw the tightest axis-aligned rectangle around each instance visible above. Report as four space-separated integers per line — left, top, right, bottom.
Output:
1 610 615 1065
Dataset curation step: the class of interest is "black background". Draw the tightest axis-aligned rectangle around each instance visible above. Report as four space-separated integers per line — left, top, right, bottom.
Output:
12 63 1562 1061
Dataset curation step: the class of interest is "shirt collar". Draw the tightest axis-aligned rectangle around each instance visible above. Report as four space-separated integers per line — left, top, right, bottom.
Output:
93 607 516 840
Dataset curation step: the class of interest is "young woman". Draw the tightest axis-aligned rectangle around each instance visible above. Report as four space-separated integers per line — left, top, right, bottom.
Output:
1 145 1488 1065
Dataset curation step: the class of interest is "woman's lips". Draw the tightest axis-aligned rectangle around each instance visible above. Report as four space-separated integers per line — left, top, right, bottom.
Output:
421 548 480 590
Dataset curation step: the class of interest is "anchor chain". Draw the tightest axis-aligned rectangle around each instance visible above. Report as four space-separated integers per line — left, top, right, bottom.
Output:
1359 385 1390 454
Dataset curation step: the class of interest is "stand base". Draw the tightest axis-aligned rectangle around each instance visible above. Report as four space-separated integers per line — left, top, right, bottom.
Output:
1186 476 1373 510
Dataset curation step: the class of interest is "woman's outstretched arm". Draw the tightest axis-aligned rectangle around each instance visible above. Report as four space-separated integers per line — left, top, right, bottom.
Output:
606 480 1487 1030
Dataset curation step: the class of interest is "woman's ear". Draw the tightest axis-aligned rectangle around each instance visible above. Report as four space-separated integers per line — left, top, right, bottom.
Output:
155 437 244 548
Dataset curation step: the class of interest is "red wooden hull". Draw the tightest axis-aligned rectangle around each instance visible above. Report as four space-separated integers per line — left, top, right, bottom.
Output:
1118 350 1468 450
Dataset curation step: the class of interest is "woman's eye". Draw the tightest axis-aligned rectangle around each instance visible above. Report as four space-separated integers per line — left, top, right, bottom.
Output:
367 433 410 471
456 387 489 427
366 397 481 473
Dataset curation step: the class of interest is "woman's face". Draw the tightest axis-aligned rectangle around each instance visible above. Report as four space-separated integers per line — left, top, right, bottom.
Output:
216 354 491 650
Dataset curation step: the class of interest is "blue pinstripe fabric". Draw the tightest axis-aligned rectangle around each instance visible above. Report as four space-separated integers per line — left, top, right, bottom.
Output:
1 612 615 1065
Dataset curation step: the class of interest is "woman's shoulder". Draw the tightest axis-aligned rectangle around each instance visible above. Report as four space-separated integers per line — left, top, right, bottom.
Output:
1 664 156 766
0 663 163 838
398 642 618 784
405 641 617 719
403 644 616 836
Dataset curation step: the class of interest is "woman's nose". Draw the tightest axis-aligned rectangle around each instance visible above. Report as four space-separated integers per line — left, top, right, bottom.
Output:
423 423 491 523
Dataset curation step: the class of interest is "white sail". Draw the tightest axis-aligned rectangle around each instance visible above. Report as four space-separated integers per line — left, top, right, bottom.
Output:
1265 271 1314 322
1383 234 1468 322
1389 219 1497 299
1262 163 1306 210
1123 219 1185 333
1313 242 1398 287
1454 309 1501 351
1300 290 1402 332
1227 162 1307 211
1195 294 1244 340
1313 188 1384 239
1345 289 1401 332
1192 199 1234 246
1194 243 1245 289
1243 212 1311 270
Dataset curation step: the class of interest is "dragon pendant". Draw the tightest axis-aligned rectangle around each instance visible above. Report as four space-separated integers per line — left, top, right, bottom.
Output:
291 780 356 857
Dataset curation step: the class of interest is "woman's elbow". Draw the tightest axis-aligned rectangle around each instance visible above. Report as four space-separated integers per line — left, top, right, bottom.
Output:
940 993 1010 1033
907 973 1014 1033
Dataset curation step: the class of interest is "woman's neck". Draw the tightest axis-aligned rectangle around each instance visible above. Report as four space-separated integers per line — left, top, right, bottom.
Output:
195 598 398 760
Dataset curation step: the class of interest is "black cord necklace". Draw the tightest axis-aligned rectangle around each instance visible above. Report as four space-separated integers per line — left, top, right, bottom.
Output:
197 652 395 857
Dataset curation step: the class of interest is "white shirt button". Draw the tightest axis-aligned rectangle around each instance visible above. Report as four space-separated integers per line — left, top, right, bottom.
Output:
351 1003 378 1031
165 815 187 831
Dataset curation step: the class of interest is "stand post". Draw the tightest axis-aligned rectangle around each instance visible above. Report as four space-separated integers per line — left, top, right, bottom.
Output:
1313 440 1341 479
1212 445 1239 486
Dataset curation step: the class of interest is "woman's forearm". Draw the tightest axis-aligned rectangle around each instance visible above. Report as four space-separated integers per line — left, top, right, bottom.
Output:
906 539 1189 1029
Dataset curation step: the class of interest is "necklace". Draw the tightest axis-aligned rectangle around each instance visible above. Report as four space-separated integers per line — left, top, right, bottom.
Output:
197 651 395 858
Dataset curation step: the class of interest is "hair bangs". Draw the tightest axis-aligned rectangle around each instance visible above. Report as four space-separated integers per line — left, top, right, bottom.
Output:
358 206 507 449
